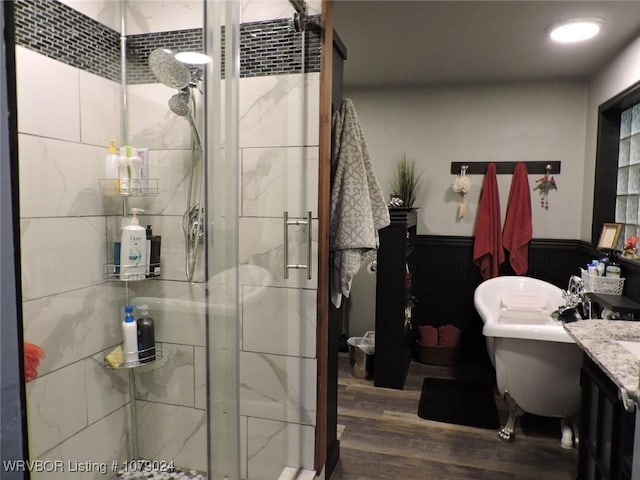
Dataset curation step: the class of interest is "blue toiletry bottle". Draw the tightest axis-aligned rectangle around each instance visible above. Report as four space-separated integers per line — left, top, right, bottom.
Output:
122 305 138 365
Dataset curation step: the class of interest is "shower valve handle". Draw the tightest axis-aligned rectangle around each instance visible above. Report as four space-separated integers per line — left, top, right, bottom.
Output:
283 211 313 280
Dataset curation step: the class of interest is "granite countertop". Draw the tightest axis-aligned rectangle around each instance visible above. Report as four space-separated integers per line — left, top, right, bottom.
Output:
564 320 640 394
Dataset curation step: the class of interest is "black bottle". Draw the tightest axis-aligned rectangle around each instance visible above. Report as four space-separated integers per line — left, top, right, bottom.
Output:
145 225 153 278
150 233 161 277
136 305 156 363
144 225 161 278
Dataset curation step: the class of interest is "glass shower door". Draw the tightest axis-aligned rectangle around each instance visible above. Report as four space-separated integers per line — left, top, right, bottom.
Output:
207 0 321 478
205 0 241 478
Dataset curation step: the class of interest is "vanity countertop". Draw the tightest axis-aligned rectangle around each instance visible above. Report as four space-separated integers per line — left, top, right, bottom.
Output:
564 320 640 393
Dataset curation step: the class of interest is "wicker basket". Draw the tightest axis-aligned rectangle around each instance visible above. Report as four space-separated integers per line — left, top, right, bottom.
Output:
580 269 625 295
416 343 459 366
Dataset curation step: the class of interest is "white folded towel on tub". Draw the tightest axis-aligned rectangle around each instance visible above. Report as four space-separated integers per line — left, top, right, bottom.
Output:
498 292 550 324
501 292 547 311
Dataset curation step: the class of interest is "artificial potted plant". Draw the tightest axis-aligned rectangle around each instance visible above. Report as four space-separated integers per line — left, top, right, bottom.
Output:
389 153 422 208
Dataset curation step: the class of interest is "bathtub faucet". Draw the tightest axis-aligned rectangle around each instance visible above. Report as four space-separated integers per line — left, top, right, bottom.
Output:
564 275 584 307
555 275 592 322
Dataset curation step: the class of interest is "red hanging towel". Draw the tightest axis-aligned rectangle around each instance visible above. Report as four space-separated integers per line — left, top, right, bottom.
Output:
503 163 532 275
473 163 504 280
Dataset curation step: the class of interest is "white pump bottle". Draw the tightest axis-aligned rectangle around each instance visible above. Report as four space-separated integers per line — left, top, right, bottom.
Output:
120 208 147 281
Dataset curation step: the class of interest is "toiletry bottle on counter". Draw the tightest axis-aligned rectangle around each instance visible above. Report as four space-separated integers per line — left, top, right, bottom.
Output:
136 304 156 363
606 261 621 278
120 208 146 281
122 305 138 365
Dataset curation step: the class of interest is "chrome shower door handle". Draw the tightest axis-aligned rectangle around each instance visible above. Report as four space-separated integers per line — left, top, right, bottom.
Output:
283 211 313 280
283 211 289 279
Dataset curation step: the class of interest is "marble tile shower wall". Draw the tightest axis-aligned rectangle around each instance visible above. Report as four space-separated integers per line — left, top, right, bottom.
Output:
15 0 202 474
17 0 321 477
16 36 129 480
123 1 207 473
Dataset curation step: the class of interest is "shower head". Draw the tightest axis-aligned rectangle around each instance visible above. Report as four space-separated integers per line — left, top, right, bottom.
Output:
168 91 202 152
149 48 191 90
168 91 192 117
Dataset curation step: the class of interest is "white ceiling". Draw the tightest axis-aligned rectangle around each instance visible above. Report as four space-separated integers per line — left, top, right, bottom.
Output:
332 1 640 88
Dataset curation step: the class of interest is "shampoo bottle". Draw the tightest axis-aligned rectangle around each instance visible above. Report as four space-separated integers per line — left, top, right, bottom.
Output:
105 138 119 180
137 147 149 191
122 305 138 365
136 304 156 363
127 145 142 194
120 208 147 281
118 147 130 195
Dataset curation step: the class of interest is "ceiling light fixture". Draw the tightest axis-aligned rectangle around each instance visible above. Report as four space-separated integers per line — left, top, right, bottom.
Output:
175 52 212 65
548 17 604 43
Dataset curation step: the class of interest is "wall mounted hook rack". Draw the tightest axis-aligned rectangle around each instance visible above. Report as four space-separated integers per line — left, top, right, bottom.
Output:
450 161 561 175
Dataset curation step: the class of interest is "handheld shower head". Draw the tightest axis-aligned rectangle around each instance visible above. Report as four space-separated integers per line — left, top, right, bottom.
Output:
168 91 202 152
149 48 191 90
168 91 192 117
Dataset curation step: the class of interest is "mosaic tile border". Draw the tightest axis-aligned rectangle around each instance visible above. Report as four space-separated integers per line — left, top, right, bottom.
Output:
239 18 321 80
15 0 321 84
15 0 121 82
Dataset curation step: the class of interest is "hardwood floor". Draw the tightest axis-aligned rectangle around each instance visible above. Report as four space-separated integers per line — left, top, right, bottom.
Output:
331 353 578 480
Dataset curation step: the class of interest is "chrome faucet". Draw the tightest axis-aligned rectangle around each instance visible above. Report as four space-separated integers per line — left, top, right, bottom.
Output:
564 275 584 306
555 275 592 321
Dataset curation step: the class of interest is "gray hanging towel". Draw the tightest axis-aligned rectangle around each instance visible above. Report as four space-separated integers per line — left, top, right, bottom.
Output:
330 99 390 308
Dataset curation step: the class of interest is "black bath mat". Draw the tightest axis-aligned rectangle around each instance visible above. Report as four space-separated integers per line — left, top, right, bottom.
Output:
417 377 500 429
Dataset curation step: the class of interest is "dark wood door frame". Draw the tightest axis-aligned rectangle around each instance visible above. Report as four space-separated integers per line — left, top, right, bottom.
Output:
315 0 333 474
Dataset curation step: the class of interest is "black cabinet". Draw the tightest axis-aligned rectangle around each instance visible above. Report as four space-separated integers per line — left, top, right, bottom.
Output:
578 354 635 480
374 208 417 390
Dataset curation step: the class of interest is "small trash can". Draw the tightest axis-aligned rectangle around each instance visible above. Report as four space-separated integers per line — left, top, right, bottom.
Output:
347 331 375 379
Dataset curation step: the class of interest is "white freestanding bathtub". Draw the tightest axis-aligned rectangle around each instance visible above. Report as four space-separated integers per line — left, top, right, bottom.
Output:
474 276 582 447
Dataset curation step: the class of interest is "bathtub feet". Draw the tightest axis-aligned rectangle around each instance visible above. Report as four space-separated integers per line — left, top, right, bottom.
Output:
498 391 524 443
560 416 579 449
560 423 573 449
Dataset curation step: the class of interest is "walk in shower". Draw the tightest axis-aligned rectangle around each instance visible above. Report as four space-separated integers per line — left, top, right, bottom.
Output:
15 0 321 478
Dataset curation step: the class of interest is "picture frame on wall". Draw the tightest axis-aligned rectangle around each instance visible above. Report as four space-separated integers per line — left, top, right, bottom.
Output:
597 223 623 250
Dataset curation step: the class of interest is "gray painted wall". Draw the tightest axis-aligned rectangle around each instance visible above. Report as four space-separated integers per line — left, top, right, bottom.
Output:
346 81 588 238
345 80 588 334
